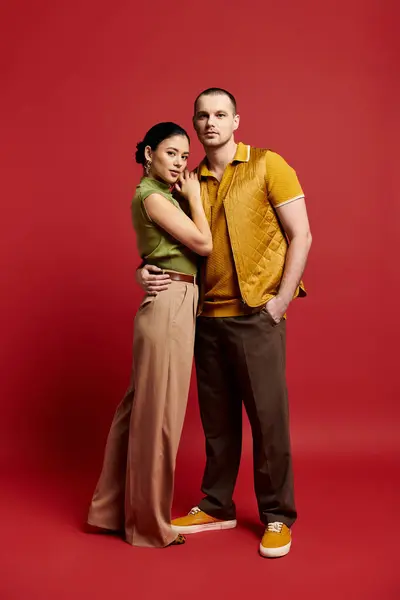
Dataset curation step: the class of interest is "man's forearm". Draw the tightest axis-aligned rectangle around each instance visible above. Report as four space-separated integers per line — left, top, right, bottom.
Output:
277 233 312 307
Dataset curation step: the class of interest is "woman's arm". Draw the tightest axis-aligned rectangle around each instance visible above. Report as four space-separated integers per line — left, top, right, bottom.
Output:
143 172 212 256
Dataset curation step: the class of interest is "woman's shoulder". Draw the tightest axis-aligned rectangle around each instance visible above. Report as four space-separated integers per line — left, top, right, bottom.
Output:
139 177 172 194
131 178 177 224
132 178 158 203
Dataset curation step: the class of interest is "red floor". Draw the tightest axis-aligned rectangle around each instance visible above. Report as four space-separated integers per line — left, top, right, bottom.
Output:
1 452 398 600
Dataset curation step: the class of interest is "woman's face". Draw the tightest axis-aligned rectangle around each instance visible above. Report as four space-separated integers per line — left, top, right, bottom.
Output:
146 135 190 185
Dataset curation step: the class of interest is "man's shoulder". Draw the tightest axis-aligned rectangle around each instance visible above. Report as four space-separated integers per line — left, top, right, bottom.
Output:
249 146 270 158
249 145 270 152
246 146 271 168
249 146 287 160
248 146 284 157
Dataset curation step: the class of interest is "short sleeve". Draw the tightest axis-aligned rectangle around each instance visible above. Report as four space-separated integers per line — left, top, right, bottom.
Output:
135 188 154 223
138 185 174 223
266 151 305 208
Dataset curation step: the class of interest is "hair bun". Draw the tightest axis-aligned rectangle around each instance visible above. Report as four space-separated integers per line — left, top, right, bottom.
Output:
135 140 146 165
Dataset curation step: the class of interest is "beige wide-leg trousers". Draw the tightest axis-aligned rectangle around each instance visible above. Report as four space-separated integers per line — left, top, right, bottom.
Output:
87 279 198 547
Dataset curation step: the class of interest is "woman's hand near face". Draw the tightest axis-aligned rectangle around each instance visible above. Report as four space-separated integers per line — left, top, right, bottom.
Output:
143 167 212 257
175 170 200 203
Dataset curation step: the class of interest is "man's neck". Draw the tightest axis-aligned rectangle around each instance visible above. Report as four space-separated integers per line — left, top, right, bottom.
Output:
204 138 237 176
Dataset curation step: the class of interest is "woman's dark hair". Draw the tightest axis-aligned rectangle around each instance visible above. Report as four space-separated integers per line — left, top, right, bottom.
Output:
135 122 190 165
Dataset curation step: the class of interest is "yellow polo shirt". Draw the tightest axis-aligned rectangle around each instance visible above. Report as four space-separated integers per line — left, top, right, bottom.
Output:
199 142 304 317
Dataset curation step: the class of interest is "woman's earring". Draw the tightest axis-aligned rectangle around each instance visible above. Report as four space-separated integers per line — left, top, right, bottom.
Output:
145 159 152 176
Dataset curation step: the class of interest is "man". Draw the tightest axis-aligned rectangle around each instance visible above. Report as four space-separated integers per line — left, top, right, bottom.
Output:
137 88 312 557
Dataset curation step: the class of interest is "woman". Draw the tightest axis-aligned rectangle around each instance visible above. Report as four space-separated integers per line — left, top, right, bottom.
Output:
87 122 212 547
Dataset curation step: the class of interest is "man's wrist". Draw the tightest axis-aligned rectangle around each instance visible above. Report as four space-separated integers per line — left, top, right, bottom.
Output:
276 292 290 311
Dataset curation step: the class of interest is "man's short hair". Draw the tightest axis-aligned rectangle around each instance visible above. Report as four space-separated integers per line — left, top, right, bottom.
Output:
194 88 237 114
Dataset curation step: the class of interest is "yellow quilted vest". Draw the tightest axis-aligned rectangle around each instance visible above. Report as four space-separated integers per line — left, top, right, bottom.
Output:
199 147 306 309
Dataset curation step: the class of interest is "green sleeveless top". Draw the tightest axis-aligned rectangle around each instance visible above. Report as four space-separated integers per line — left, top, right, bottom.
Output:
131 177 198 275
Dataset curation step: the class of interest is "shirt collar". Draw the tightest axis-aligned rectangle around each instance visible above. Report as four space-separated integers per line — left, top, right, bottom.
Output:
142 176 172 192
198 142 250 177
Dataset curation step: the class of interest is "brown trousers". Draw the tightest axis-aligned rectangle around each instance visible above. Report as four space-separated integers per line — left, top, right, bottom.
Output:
195 308 297 527
87 280 198 547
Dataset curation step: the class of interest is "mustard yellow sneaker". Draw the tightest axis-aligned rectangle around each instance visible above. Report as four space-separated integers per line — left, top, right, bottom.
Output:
171 506 237 534
167 534 186 546
259 522 292 558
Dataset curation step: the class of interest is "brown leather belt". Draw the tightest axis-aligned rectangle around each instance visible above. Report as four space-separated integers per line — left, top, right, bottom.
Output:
164 270 196 284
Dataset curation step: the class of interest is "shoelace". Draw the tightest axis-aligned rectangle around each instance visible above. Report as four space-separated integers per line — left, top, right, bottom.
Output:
267 522 283 533
188 506 201 515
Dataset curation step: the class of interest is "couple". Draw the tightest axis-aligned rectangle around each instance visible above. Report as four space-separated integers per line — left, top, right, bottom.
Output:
87 87 312 557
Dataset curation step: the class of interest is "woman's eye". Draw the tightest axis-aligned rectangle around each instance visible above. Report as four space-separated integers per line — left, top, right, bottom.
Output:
167 151 175 156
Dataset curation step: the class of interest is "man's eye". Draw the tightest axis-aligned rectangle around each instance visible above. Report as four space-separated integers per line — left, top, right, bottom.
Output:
217 113 225 118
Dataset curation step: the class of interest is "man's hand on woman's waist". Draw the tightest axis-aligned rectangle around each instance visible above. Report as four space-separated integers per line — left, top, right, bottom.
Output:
135 265 171 296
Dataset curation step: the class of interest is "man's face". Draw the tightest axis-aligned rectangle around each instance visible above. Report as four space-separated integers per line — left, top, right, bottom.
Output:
193 93 239 149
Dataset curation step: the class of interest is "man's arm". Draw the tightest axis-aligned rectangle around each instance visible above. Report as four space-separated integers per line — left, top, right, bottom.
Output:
265 198 312 321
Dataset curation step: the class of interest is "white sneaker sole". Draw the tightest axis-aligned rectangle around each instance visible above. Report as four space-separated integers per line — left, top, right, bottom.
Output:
171 519 237 534
259 540 291 558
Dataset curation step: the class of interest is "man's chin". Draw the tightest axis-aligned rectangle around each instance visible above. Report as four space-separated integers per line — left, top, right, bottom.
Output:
202 138 222 148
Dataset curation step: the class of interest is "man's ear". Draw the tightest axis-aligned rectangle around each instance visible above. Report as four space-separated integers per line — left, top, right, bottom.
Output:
233 113 240 132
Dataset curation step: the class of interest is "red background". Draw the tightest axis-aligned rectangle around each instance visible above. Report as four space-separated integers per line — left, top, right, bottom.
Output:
1 0 399 598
